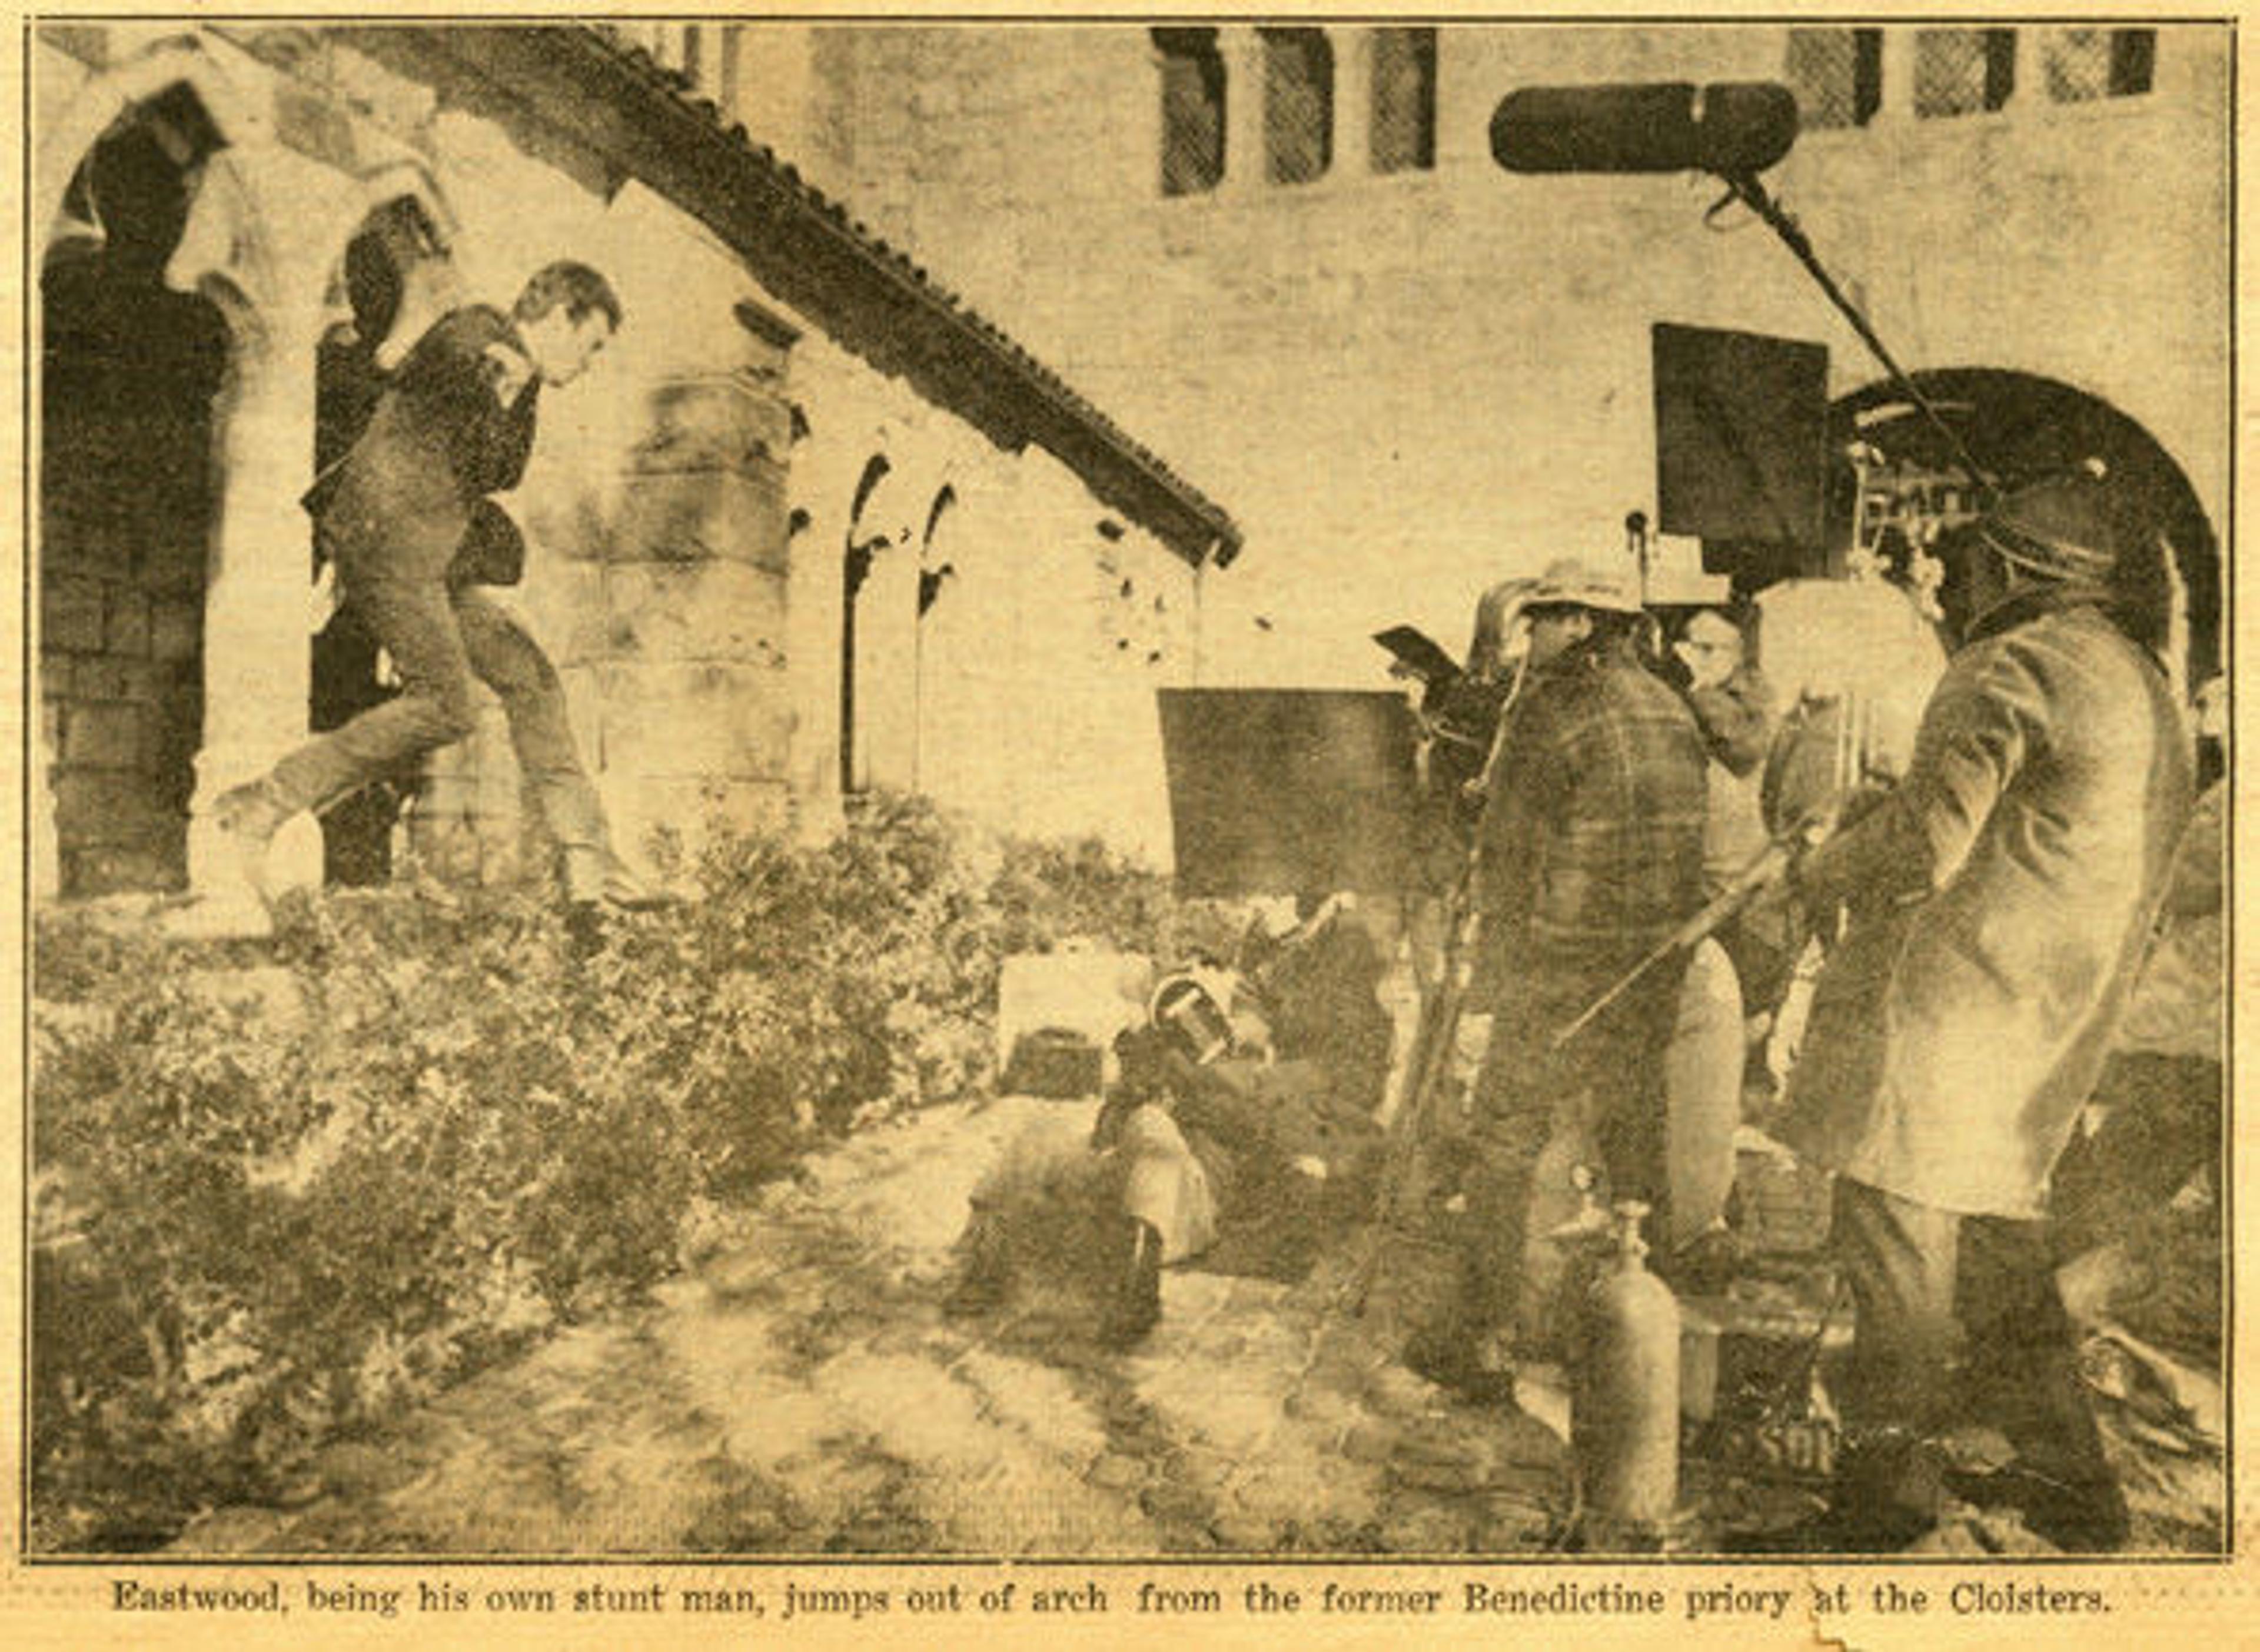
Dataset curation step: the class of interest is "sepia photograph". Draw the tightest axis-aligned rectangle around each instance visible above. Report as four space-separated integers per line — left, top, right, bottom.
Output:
14 7 2236 1631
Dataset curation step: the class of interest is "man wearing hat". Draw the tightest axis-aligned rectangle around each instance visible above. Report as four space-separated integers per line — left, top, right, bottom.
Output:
1409 557 1708 1401
1777 465 2193 1550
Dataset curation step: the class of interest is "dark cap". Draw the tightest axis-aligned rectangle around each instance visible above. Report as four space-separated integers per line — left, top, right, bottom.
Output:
1975 459 2120 585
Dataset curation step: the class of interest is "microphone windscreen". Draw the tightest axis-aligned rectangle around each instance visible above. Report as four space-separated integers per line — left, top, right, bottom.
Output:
1491 82 1797 177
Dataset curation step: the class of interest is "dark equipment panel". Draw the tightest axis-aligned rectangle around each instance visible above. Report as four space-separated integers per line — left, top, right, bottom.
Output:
1653 321 1829 555
1157 689 1419 898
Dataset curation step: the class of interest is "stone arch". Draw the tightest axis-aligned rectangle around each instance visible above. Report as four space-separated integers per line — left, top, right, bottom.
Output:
1827 367 2221 690
910 481 965 793
919 482 960 611
35 35 258 252
840 450 929 796
333 168 467 368
39 38 464 318
39 84 232 896
36 34 476 913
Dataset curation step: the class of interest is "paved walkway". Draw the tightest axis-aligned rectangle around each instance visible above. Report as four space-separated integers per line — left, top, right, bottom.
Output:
177 1096 1570 1556
172 1091 2219 1557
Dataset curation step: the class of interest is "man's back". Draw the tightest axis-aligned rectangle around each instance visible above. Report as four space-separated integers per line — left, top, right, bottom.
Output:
1479 640 1708 996
1784 600 2193 1217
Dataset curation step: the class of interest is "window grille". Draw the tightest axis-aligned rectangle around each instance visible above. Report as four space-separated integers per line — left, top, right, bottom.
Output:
1262 28 1333 185
1370 26 1436 173
2044 27 2156 102
2109 29 2157 96
1914 28 2016 118
2043 28 2112 102
1784 27 1882 129
1152 28 1225 196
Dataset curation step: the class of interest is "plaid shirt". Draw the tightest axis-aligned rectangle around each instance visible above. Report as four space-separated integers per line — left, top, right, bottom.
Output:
1474 636 1709 1008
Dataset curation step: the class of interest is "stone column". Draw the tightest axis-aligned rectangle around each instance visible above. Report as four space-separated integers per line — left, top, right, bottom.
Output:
1221 27 1268 194
173 142 365 931
1333 26 1372 184
1876 26 1920 123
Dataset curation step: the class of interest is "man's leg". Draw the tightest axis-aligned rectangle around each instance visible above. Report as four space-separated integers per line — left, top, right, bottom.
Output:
1956 1214 2128 1550
1408 1023 1559 1394
1829 1178 1962 1441
1114 1103 1219 1264
451 587 623 905
269 576 481 815
224 574 479 895
1808 1178 1965 1547
1590 968 1685 1255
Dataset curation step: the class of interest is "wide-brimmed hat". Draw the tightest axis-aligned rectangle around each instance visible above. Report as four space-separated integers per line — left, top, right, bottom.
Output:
1524 556 1644 614
1975 460 2121 586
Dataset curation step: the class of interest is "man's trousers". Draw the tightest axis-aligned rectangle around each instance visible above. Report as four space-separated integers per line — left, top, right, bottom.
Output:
1829 1178 2115 1503
1461 963 1683 1345
268 571 618 902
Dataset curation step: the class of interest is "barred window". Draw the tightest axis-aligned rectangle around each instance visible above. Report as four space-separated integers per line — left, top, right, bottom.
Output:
2045 27 2158 101
2110 28 2158 96
1784 27 1882 130
1262 27 1334 185
1914 28 2018 118
1152 28 1225 196
1370 26 1436 173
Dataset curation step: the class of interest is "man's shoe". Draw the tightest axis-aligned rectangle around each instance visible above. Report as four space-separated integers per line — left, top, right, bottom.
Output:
1724 1431 1944 1554
1942 1458 2128 1553
213 779 289 905
1101 1216 1164 1347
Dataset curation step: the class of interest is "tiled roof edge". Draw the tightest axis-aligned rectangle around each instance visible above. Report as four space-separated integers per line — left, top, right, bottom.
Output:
470 25 1243 568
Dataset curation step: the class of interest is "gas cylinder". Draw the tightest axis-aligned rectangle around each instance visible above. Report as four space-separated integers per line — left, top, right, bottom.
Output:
1572 1201 1680 1535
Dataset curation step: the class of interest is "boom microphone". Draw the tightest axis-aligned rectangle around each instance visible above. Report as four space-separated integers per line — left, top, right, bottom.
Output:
1491 82 1798 177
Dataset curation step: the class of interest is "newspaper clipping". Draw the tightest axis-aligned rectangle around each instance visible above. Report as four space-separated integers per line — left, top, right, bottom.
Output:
8 9 2243 1647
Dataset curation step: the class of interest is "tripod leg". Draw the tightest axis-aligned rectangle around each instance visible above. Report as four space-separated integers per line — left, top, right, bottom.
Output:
1345 976 1467 1315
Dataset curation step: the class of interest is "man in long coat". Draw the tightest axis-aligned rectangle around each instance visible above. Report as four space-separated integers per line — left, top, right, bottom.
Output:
217 262 639 946
1410 559 1709 1400
1779 467 2193 1549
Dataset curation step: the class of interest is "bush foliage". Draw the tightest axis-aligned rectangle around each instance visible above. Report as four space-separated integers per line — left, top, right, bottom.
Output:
31 797 1175 1550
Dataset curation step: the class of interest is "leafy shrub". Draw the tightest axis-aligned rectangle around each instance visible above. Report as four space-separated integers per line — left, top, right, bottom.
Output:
31 796 1185 1548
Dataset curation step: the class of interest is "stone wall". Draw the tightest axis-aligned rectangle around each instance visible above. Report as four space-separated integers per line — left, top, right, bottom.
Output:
782 332 1203 863
783 22 2228 686
38 45 228 896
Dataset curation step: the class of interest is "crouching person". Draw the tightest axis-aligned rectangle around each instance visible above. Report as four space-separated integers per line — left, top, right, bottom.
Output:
949 970 1387 1347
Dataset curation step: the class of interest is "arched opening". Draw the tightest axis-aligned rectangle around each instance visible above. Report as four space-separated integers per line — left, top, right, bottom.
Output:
913 483 960 791
839 454 892 796
1825 368 2221 689
41 86 230 896
308 196 453 885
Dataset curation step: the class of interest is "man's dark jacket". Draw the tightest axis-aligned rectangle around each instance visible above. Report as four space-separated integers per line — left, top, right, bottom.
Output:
303 304 538 587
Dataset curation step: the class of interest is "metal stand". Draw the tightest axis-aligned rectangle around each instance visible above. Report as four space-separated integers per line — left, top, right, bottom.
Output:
1343 854 1481 1316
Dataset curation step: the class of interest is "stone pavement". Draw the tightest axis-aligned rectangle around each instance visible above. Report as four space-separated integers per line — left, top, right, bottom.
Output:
175 1095 1573 1556
171 1089 2221 1557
